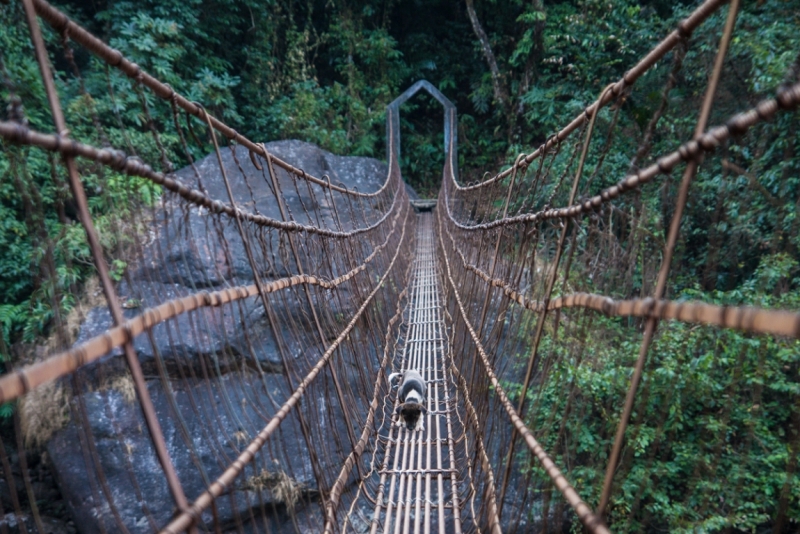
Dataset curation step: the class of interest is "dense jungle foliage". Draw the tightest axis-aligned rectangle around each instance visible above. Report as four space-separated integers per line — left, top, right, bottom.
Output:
0 0 799 531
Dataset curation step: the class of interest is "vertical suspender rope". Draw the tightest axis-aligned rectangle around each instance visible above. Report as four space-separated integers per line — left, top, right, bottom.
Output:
497 83 616 520
597 0 740 519
20 3 194 531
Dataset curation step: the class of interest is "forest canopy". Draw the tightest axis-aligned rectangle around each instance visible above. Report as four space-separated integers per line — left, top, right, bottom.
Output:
3 0 795 188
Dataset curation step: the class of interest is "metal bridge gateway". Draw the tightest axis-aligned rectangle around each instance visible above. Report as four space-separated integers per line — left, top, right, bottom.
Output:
1 0 800 532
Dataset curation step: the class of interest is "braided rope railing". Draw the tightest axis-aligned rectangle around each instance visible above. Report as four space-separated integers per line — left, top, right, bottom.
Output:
436 0 800 531
443 213 800 338
0 197 408 405
0 121 402 237
30 0 392 199
437 205 609 534
2 2 413 533
3 0 800 531
450 0 725 194
160 202 412 534
447 347 502 534
444 80 800 231
322 275 412 533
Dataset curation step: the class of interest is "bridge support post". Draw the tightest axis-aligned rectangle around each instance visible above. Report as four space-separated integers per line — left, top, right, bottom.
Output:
261 145 365 493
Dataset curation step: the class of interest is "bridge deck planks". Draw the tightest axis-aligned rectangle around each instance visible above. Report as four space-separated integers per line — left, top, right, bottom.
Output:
347 212 463 534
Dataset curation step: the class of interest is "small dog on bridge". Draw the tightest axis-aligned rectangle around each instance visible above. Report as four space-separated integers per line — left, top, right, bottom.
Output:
388 370 427 432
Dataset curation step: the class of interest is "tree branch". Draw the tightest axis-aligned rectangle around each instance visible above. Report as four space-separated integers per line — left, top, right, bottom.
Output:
721 159 783 208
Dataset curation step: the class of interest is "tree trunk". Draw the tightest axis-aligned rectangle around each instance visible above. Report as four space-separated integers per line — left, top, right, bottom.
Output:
464 0 509 109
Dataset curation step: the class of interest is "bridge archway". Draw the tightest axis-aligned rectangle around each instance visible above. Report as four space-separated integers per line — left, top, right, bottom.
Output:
385 79 458 185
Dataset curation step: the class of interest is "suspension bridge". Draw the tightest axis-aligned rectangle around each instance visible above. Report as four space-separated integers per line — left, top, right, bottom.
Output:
1 0 799 532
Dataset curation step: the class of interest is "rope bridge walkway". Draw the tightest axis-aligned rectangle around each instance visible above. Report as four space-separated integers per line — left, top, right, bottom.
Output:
1 0 800 532
337 213 466 534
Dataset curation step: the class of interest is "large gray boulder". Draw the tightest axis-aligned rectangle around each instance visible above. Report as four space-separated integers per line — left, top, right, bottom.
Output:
45 140 407 533
137 140 397 287
47 373 340 533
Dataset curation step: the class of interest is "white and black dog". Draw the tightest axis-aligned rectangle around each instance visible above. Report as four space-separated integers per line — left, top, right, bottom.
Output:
388 370 427 432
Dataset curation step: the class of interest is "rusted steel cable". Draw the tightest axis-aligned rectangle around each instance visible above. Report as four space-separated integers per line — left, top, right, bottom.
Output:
498 83 616 518
205 106 347 516
257 140 366 475
159 203 410 534
323 280 412 533
449 349 502 534
627 41 688 174
443 222 800 338
30 0 391 199
443 79 800 231
598 0 741 517
0 199 407 405
450 0 726 193
474 153 526 340
436 207 609 534
4 0 799 530
0 121 402 238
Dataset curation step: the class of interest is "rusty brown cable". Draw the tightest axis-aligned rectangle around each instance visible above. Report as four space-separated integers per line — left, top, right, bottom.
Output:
19 0 193 524
597 0 741 518
159 202 410 534
260 141 368 485
447 339 502 534
444 223 800 338
0 199 407 405
442 79 800 231
497 83 616 519
322 276 412 533
0 120 402 239
30 0 389 199
450 0 726 193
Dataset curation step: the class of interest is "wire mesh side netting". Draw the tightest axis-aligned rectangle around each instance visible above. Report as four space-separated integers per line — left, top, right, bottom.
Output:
438 0 800 532
0 1 417 532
